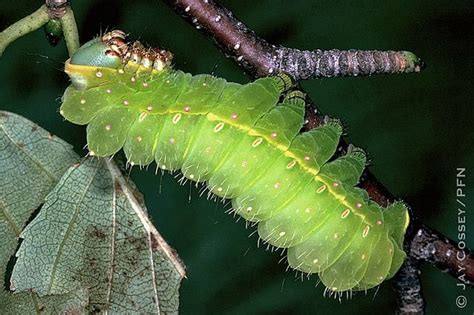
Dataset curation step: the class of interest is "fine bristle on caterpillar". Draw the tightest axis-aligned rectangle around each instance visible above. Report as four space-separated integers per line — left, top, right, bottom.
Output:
60 31 410 293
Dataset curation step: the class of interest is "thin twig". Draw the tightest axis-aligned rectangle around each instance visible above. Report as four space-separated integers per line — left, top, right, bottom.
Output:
59 5 80 56
162 0 424 80
0 5 50 56
393 255 425 314
409 221 473 286
0 1 79 57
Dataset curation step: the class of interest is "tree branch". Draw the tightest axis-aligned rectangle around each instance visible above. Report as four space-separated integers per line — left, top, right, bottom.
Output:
162 0 473 311
162 0 424 80
393 255 425 314
408 221 473 286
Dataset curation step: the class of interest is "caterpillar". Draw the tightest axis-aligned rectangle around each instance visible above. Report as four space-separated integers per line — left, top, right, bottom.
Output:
60 30 410 293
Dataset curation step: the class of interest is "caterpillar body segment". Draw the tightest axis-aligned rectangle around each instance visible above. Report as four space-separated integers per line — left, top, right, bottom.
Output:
60 31 410 293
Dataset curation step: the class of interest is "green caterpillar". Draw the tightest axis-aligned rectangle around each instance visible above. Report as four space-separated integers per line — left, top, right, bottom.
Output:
60 30 410 293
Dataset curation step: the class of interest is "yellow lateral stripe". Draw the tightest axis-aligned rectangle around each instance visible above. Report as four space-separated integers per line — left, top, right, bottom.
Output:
206 113 372 223
159 111 374 225
65 59 163 76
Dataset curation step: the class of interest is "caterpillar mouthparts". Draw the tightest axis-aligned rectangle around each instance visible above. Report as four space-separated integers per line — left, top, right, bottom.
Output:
61 30 410 294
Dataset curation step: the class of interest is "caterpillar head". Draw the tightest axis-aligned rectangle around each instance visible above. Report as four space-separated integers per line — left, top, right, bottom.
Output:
65 30 173 90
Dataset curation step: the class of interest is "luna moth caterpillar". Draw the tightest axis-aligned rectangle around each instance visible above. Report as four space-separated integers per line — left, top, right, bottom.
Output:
60 30 410 293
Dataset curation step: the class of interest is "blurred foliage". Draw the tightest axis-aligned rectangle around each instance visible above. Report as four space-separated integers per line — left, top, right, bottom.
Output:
0 0 473 314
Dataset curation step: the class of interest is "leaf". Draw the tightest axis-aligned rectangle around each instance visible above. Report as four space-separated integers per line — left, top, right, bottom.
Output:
0 111 86 313
12 157 185 314
0 288 89 315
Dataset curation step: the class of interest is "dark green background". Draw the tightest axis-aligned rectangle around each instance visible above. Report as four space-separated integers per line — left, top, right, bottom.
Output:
1 1 473 314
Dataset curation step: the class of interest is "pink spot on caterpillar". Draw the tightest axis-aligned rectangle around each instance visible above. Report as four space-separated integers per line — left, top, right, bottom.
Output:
184 106 191 112
286 160 296 169
333 182 339 187
341 209 350 219
106 89 112 94
123 100 129 106
214 122 225 132
231 113 238 120
362 226 370 238
172 113 182 124
139 112 147 121
252 137 263 147
105 124 111 131
142 82 148 88
356 202 363 209
304 156 311 161
95 71 103 78
316 185 326 193
376 220 383 225
80 99 86 104
270 132 278 139
147 105 153 111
